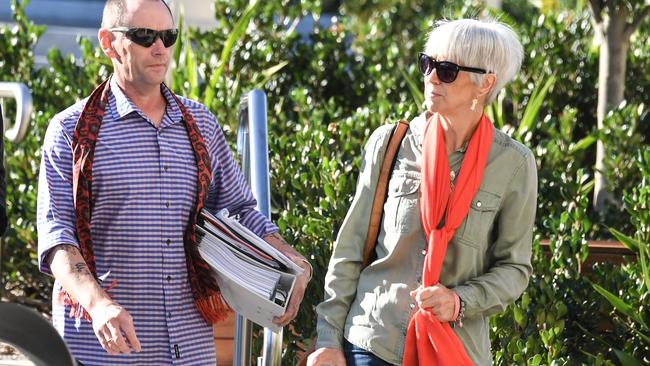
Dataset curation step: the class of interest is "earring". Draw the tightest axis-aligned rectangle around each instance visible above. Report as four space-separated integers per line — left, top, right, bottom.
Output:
470 98 478 111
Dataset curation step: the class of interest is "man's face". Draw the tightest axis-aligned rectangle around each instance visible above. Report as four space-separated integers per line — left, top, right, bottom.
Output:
109 0 175 89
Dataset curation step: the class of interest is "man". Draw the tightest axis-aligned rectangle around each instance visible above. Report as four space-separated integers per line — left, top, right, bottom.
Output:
37 0 311 364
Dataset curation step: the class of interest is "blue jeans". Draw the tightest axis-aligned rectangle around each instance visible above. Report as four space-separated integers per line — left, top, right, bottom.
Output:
343 339 393 365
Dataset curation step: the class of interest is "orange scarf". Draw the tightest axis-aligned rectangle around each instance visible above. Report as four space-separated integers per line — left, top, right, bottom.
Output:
402 113 493 365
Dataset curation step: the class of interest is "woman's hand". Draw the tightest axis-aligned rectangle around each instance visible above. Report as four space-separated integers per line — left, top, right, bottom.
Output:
410 283 456 322
307 347 346 366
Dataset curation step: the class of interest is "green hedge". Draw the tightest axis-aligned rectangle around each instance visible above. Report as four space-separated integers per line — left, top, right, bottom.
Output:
1 0 648 364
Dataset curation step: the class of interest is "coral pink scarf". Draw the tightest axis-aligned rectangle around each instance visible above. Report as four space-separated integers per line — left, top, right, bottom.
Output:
402 112 493 365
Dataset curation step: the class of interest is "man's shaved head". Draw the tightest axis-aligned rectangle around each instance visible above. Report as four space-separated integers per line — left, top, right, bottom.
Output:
101 0 173 29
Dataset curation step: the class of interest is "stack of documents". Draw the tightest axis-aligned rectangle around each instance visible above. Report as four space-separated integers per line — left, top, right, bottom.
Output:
196 209 303 332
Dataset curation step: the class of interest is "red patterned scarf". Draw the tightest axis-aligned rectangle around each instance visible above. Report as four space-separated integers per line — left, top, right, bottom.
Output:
402 113 493 365
61 78 230 324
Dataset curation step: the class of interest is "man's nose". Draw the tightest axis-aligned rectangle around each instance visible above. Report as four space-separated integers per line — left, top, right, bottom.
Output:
150 36 166 54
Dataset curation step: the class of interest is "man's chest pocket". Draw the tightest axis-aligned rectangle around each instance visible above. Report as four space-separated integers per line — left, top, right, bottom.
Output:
455 189 502 249
383 173 421 233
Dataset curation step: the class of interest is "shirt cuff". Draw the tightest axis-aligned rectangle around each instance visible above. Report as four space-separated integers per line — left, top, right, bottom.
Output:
315 317 344 350
38 229 79 275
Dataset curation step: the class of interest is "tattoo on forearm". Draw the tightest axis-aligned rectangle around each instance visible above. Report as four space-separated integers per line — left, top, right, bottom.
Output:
71 261 92 281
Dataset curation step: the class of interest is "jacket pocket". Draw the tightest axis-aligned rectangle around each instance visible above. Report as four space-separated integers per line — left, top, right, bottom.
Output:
383 173 421 233
455 189 501 249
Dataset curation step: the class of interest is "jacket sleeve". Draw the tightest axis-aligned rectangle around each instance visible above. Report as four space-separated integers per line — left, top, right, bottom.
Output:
315 125 393 349
454 150 537 318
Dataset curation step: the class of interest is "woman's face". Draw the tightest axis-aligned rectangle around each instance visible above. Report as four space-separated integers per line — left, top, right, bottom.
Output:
422 54 484 117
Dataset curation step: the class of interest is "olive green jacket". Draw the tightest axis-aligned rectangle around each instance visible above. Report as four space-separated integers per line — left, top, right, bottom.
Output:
315 113 537 365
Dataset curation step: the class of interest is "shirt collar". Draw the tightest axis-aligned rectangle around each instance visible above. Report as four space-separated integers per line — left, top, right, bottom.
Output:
108 76 184 127
109 76 140 120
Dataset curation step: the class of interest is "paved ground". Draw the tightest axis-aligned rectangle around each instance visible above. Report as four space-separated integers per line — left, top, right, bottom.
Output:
0 343 33 366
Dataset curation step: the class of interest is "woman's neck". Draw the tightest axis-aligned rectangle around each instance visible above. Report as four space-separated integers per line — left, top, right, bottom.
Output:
433 110 484 154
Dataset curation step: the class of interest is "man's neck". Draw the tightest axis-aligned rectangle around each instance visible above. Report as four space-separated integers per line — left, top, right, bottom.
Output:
113 75 167 127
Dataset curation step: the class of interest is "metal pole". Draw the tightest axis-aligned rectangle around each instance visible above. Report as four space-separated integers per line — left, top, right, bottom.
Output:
234 94 253 366
235 90 282 366
0 83 32 300
246 91 282 366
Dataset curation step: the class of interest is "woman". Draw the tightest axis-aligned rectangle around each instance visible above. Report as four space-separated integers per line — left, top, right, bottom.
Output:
308 18 537 366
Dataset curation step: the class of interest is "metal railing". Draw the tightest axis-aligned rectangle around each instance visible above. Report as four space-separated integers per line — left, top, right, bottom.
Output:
0 82 32 302
236 89 282 366
0 82 32 143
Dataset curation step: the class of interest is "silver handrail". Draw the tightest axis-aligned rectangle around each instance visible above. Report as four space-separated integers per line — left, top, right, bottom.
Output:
0 82 32 143
235 89 282 366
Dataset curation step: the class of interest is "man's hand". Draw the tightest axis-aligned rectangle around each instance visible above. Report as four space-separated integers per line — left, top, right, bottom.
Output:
307 347 346 366
262 232 312 327
89 300 141 355
410 283 456 322
48 244 141 354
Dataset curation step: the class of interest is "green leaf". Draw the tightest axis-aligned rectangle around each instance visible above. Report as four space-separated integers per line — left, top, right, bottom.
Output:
569 135 596 154
516 74 556 139
609 228 641 252
613 349 643 366
254 60 290 89
204 1 259 107
400 68 424 107
592 283 648 328
183 33 198 100
639 240 650 295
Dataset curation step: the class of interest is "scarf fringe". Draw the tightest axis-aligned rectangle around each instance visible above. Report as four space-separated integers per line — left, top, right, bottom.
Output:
57 279 117 322
196 293 232 324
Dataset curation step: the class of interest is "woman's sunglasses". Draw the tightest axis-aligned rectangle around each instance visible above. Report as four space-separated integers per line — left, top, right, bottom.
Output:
109 27 179 48
418 53 487 83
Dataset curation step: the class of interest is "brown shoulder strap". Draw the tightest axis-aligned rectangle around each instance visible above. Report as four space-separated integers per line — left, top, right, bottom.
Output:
362 119 410 268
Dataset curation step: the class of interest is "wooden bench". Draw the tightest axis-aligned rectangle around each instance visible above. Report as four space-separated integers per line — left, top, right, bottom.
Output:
539 240 635 271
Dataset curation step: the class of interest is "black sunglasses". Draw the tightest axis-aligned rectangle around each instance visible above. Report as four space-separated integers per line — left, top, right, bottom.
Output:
418 52 487 83
110 27 179 48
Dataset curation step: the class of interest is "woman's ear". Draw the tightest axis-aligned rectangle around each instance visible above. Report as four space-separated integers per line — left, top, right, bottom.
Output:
98 29 118 59
477 74 497 99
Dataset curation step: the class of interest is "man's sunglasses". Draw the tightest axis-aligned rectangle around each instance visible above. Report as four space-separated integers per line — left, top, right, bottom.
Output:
418 53 487 83
109 27 179 48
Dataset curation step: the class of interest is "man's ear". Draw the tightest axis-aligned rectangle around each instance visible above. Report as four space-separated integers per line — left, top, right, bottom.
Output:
477 73 497 99
98 28 118 59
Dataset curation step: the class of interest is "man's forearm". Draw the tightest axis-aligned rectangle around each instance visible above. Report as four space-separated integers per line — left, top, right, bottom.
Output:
47 244 112 314
263 233 312 277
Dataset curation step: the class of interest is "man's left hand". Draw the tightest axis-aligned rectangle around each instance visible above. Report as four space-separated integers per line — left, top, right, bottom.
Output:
273 252 311 326
262 232 311 327
410 283 456 322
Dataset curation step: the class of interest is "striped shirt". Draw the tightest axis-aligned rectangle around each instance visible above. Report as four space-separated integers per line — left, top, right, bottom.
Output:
37 76 278 365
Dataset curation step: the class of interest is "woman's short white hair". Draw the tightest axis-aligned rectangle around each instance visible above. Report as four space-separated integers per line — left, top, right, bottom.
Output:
424 18 523 104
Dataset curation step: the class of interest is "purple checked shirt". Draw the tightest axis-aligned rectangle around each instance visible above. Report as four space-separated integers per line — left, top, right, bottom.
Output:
37 77 278 365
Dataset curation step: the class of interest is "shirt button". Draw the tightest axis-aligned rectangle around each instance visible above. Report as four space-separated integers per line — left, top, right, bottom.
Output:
409 303 416 309
476 201 482 208
164 165 169 172
165 201 170 208
421 249 427 255
166 275 172 282
166 238 171 245
167 312 172 318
